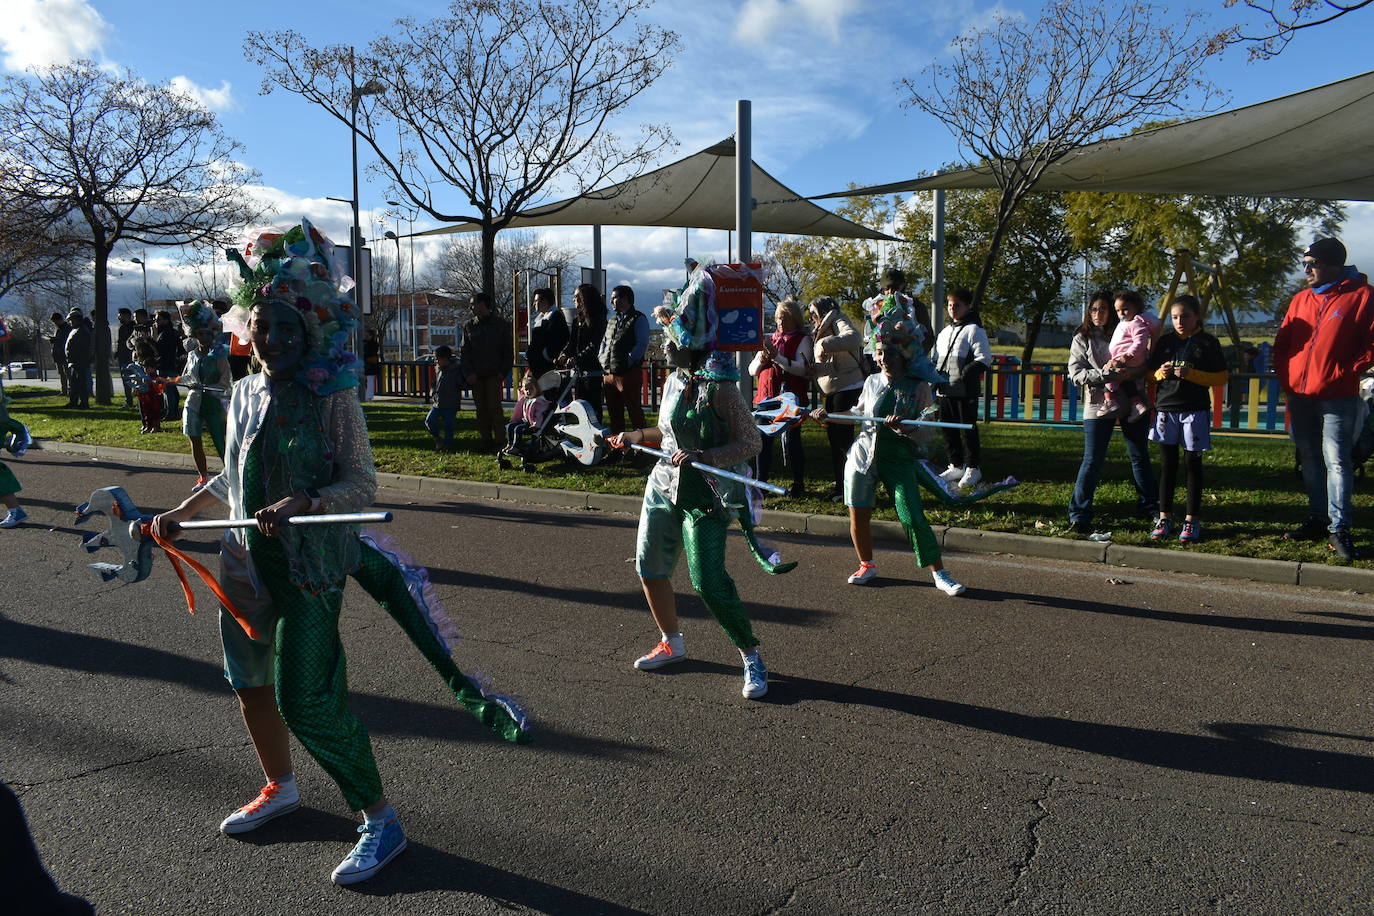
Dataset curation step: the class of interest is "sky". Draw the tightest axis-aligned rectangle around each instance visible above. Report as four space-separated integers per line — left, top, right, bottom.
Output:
4 0 1373 311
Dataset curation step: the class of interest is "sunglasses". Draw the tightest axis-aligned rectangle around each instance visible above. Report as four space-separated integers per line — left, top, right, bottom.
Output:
1302 260 1322 271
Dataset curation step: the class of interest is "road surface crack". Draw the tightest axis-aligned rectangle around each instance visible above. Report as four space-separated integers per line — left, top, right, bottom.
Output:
757 813 900 915
9 740 253 788
1004 775 1056 910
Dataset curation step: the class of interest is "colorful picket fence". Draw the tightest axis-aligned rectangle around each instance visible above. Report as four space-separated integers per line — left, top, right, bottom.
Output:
983 364 1288 434
377 359 1293 435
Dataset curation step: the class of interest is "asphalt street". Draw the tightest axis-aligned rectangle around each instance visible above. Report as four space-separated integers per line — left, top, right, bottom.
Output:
3 449 1373 915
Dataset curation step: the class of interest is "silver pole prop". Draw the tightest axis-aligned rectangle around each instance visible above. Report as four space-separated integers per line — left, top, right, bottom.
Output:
626 443 787 497
174 511 394 531
828 413 973 430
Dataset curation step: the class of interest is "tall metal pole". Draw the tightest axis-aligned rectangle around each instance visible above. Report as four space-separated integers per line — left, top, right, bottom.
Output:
349 50 363 303
592 225 603 294
735 99 752 399
408 216 417 358
930 181 946 335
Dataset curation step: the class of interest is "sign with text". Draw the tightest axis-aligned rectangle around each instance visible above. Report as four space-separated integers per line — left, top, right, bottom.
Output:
708 263 764 352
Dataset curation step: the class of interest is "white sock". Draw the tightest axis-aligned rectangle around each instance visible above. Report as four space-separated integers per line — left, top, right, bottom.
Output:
662 632 685 652
268 773 299 799
739 648 760 663
364 804 396 826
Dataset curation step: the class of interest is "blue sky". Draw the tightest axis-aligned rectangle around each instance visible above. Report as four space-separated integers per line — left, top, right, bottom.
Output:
6 0 1373 307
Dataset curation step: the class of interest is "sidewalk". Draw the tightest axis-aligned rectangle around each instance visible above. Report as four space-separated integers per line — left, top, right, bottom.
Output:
38 438 1374 596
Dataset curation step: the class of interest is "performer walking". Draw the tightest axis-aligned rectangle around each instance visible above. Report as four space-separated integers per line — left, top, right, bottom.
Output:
609 266 787 699
0 374 31 529
151 221 526 886
177 300 231 489
816 316 966 595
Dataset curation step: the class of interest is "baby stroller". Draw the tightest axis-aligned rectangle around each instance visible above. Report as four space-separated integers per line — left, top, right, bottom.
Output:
497 370 609 470
1356 373 1374 480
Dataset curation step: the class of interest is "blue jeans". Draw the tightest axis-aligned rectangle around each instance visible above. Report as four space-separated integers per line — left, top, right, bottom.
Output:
1069 414 1159 525
425 406 457 447
1288 394 1359 532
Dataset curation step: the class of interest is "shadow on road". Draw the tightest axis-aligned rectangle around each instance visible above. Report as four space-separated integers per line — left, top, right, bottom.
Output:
424 566 836 627
652 658 1374 794
346 840 649 913
978 588 1374 641
375 499 639 532
0 617 654 763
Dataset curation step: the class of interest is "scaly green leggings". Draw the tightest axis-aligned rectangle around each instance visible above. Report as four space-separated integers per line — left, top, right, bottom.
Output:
242 536 529 811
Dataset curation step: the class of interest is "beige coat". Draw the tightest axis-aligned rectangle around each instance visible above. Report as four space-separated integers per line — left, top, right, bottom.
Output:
811 311 865 395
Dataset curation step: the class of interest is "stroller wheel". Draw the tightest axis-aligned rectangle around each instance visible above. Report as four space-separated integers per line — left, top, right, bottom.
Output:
497 454 511 470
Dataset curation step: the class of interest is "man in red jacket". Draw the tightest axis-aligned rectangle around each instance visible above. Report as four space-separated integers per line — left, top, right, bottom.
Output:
1273 238 1374 560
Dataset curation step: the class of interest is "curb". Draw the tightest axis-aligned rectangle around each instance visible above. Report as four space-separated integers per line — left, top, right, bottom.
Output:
35 440 1374 596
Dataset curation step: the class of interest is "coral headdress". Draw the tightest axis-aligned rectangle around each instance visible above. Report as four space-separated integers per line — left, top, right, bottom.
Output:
223 219 362 396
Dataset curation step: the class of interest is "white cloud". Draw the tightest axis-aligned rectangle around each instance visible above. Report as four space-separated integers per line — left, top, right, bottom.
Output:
1 0 109 72
1340 202 1374 266
169 76 236 112
737 0 864 45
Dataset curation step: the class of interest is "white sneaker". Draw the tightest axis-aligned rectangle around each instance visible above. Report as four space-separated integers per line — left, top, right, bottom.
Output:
742 653 768 699
957 467 982 489
634 639 687 670
847 562 877 585
933 570 966 596
331 816 407 885
939 464 964 482
219 780 301 835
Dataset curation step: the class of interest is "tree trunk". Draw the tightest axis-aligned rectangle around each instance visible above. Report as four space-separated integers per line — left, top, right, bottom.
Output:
1021 309 1046 365
93 246 113 404
480 222 498 312
972 196 1017 311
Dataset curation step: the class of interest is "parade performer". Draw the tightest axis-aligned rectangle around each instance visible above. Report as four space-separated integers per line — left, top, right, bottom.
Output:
609 264 788 700
151 221 527 886
816 315 967 595
861 268 934 359
177 300 232 489
0 374 31 529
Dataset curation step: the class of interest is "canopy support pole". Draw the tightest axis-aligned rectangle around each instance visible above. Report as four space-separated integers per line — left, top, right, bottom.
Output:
736 99 753 401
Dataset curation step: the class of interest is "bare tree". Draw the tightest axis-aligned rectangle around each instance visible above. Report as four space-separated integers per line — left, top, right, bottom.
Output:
0 194 84 301
899 0 1220 311
426 230 581 319
0 61 268 402
245 0 678 303
1216 0 1372 59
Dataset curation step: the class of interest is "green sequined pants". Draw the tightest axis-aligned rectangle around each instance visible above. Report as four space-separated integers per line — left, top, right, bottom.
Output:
848 443 941 568
247 530 383 812
636 491 758 650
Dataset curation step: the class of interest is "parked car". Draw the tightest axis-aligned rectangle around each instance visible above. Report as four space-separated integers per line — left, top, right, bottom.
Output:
5 361 39 379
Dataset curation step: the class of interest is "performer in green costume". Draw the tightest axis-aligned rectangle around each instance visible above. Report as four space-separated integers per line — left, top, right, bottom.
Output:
152 221 527 887
176 300 231 488
816 315 969 595
609 263 787 700
0 374 32 529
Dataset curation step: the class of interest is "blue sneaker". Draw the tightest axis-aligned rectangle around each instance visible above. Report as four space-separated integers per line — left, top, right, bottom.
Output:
742 653 768 700
0 507 27 529
331 816 407 885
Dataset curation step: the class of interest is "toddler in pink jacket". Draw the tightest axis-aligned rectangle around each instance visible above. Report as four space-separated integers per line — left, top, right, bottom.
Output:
1104 296 1161 420
505 372 550 449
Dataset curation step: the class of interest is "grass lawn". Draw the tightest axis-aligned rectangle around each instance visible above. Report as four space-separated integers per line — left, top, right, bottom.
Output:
8 385 1369 569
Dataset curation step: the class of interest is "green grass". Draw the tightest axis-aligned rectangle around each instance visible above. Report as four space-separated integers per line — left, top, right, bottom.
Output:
7 385 1369 569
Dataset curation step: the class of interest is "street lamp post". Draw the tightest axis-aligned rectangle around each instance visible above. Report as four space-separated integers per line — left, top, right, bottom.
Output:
129 255 148 308
386 200 418 360
383 229 409 358
346 49 385 301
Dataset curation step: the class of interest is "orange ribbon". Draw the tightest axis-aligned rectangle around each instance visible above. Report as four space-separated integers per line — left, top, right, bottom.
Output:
142 522 262 641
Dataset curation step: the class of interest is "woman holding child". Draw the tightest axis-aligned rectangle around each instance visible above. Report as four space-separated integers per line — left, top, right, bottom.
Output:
1067 291 1160 535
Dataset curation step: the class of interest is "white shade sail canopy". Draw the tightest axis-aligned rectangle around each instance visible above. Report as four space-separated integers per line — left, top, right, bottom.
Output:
415 138 898 241
819 70 1374 202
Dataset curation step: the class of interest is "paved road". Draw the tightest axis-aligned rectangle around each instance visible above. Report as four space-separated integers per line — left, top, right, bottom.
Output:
4 450 1373 915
